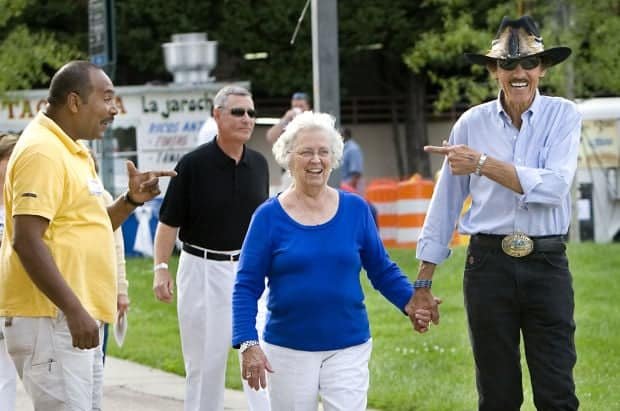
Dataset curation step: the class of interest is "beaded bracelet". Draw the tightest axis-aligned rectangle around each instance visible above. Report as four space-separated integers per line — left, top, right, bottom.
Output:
124 191 144 207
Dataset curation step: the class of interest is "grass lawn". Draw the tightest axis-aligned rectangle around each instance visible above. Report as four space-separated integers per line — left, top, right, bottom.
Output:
108 243 620 410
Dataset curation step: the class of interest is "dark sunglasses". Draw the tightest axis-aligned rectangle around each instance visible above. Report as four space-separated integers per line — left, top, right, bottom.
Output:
498 56 541 71
224 107 257 118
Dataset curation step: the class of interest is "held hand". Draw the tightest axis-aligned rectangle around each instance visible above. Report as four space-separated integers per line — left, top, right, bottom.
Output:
405 289 441 333
242 345 274 391
407 306 433 333
153 269 175 303
117 294 130 316
126 160 177 204
425 143 480 175
64 307 100 349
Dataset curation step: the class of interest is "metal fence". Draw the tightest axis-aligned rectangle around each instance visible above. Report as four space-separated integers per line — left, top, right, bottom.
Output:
255 95 469 124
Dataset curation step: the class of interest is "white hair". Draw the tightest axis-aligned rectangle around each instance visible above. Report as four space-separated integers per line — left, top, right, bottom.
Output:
272 111 344 170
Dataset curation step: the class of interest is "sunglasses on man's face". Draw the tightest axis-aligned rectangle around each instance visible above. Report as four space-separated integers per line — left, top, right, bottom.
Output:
224 107 257 118
497 56 541 71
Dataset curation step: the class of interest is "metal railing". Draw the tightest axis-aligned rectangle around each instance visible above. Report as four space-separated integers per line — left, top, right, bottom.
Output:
254 95 469 124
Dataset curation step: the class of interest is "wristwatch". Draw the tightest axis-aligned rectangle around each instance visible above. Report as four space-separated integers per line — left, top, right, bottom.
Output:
154 262 169 272
239 340 260 353
475 153 488 176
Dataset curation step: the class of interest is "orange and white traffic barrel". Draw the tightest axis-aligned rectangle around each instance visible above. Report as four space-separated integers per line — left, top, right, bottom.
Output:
396 177 434 248
366 180 398 247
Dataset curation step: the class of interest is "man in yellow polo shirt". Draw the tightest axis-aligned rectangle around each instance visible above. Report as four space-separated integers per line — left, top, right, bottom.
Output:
0 60 175 410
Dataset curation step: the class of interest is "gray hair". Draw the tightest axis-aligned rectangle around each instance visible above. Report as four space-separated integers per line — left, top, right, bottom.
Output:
213 85 252 108
272 111 344 170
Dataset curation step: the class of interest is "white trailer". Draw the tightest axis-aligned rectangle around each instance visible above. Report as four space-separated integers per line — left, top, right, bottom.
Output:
576 97 620 243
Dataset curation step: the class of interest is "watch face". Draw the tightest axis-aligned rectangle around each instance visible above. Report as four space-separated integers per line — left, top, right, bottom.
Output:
241 340 259 353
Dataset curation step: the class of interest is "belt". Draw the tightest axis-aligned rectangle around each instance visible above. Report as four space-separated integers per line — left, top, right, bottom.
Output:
470 234 566 256
182 243 240 261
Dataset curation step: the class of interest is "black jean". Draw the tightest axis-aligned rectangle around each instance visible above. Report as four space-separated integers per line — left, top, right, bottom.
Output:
463 244 579 411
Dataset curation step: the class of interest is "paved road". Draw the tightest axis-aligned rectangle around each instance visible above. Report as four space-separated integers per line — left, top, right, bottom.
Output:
15 356 377 410
15 356 248 410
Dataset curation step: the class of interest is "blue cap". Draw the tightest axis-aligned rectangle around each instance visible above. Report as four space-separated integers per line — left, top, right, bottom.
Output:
291 92 309 101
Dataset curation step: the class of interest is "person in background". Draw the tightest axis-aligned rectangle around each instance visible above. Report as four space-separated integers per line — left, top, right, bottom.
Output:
90 151 130 364
340 127 364 192
0 60 175 411
153 85 270 411
413 16 580 410
196 105 218 146
233 111 438 411
339 127 378 226
265 92 311 145
0 133 19 411
100 189 129 361
266 92 312 192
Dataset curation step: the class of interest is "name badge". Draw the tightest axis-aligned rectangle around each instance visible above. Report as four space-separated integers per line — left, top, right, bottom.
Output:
87 178 104 196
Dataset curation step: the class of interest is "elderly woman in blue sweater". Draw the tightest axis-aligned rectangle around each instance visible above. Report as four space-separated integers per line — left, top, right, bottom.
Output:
232 111 439 411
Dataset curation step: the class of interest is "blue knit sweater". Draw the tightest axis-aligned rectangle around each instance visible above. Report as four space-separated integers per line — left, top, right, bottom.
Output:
232 190 414 351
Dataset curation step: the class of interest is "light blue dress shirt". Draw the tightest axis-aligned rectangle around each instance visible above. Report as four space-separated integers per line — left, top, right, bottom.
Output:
417 90 582 265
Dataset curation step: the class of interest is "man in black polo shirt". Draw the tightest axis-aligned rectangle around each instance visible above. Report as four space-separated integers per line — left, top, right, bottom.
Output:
152 85 270 411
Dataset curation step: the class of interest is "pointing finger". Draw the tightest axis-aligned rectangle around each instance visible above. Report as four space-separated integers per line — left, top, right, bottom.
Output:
151 170 177 178
424 146 450 155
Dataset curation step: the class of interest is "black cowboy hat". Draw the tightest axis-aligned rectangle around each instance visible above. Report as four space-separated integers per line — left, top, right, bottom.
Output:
464 16 571 67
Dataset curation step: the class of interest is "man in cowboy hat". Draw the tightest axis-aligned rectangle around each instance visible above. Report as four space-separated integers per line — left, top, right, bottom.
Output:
411 16 580 410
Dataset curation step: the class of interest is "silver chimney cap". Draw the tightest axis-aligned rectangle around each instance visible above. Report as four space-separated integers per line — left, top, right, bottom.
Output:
162 32 218 84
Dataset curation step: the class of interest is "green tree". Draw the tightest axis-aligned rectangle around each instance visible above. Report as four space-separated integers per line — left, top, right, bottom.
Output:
4 0 620 176
217 0 443 176
403 0 620 109
0 0 84 93
567 0 620 96
114 1 222 84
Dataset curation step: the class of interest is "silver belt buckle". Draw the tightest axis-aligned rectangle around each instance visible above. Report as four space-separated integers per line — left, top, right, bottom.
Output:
501 232 534 257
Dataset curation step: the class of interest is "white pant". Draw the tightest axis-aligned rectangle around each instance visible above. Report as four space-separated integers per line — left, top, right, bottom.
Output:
263 339 372 411
0 323 17 411
2 313 104 411
177 250 270 411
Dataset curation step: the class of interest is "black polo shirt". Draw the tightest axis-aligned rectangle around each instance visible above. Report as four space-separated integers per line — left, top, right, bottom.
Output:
158 139 269 250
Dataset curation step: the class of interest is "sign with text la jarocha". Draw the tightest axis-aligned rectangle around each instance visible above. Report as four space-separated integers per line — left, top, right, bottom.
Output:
0 82 249 194
132 87 214 191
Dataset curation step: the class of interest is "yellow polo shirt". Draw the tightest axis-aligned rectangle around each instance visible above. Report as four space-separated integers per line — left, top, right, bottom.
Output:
0 113 116 323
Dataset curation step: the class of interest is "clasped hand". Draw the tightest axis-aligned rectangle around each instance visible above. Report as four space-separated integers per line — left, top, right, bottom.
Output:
405 289 441 334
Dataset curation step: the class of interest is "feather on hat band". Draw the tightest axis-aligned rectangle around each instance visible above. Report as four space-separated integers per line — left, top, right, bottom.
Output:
464 16 571 67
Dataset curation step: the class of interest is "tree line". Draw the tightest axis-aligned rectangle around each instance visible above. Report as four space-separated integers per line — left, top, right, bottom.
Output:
2 0 619 176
